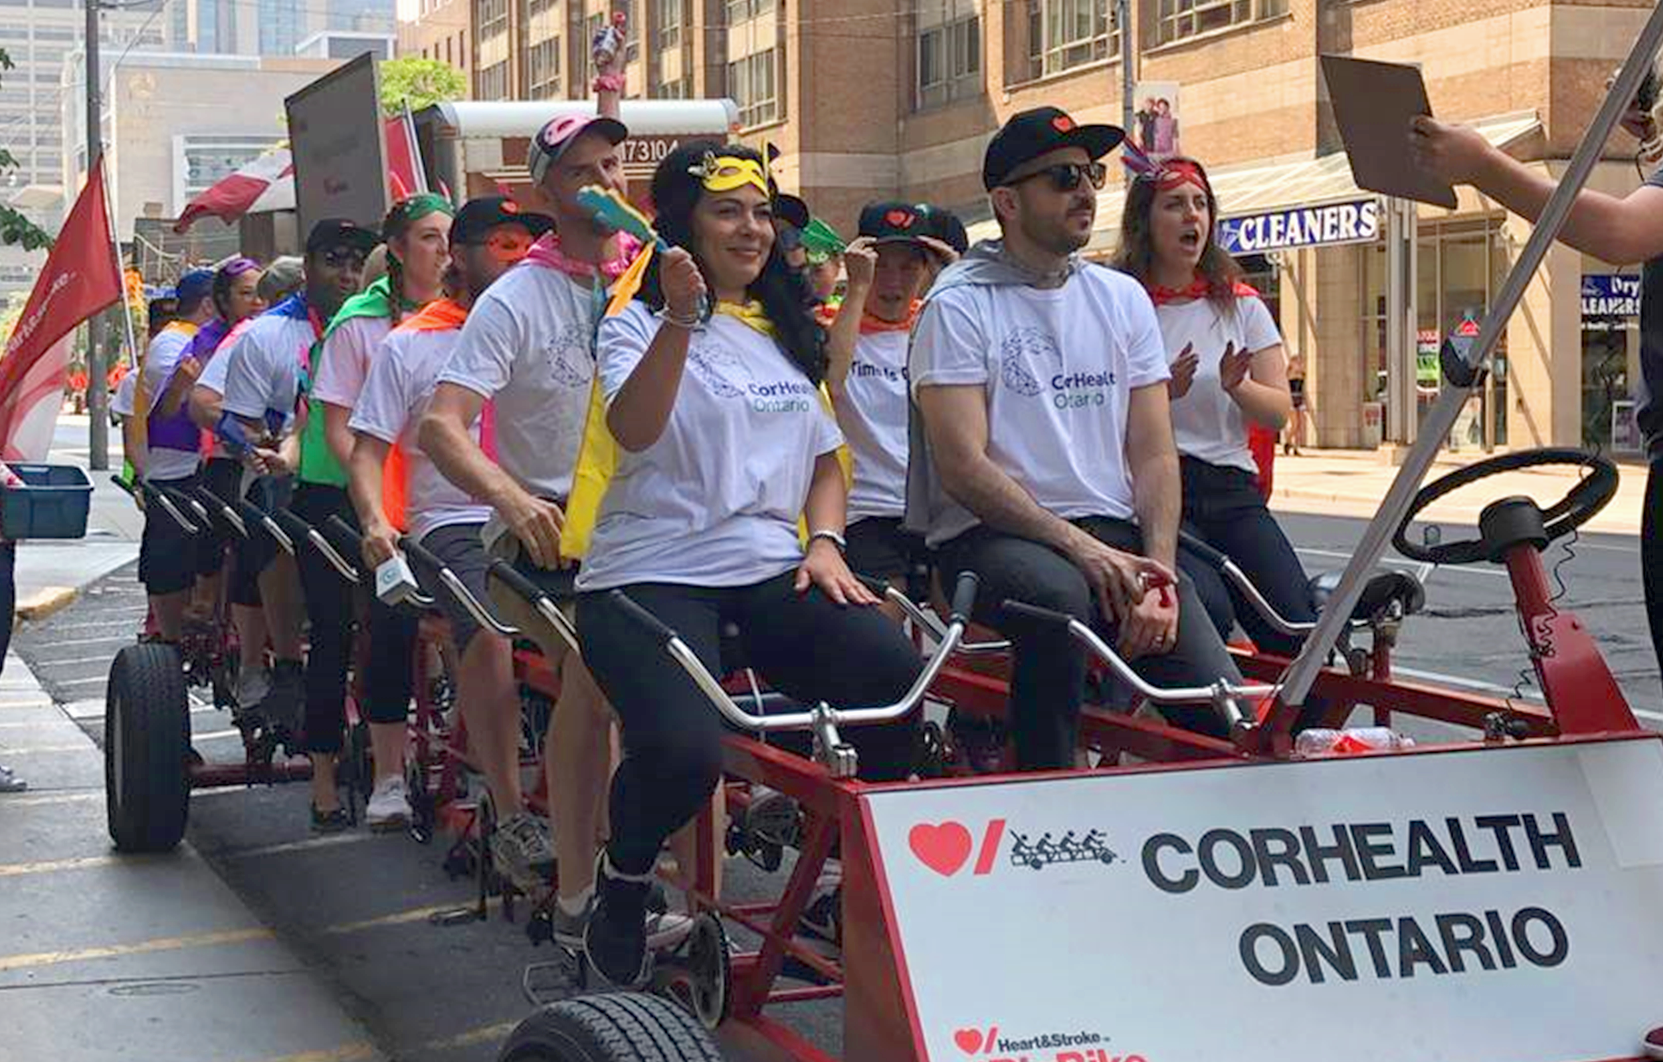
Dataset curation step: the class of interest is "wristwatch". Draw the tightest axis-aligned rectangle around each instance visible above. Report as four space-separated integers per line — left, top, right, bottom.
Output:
808 529 847 555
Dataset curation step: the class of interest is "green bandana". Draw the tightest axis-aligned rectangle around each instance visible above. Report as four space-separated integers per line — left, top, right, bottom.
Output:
388 192 456 232
298 277 413 486
800 218 846 265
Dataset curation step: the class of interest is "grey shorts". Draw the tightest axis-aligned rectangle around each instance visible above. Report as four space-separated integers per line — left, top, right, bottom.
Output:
418 522 501 652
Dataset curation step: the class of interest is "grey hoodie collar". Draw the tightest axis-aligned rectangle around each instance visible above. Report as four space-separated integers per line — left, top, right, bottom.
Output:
927 238 1081 299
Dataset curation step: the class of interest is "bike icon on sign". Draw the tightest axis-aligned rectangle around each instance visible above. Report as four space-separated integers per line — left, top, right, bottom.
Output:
1009 829 1118 871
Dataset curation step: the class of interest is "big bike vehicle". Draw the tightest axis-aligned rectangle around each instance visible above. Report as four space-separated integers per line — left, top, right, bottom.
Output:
493 15 1663 1062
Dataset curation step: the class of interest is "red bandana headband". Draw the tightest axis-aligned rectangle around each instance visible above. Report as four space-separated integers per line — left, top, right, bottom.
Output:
1121 142 1210 197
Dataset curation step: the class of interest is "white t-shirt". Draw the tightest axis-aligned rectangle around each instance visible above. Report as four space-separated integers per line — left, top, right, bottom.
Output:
220 296 318 436
349 319 493 542
139 325 201 481
435 264 596 501
909 265 1169 546
1159 294 1282 474
313 315 392 410
112 371 138 419
575 304 843 592
838 329 910 522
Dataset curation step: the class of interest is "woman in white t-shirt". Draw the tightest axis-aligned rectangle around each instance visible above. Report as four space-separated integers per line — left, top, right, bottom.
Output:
1113 154 1314 656
573 142 923 987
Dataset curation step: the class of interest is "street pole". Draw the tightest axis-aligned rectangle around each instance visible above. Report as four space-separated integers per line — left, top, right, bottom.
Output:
1118 0 1134 133
83 0 108 471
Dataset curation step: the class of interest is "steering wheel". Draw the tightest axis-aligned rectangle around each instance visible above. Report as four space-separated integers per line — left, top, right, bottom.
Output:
1393 447 1618 566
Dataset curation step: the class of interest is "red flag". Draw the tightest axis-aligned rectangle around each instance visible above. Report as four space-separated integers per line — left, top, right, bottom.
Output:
0 158 123 461
384 108 428 201
174 148 294 233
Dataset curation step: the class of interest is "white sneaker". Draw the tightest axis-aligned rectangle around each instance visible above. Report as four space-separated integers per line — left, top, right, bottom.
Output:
233 668 271 711
366 776 412 831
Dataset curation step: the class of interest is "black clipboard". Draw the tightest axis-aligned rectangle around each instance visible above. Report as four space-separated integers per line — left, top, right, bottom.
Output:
1321 55 1459 209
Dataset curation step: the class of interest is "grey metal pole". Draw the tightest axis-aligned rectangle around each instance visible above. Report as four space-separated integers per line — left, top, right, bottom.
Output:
83 0 108 471
1118 0 1134 133
1278 1 1663 708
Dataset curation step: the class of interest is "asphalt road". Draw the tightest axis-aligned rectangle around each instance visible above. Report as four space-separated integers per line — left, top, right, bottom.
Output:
10 509 1657 1062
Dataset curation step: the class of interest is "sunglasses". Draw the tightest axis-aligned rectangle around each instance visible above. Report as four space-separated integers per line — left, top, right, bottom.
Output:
1011 161 1108 192
482 229 535 263
322 247 368 269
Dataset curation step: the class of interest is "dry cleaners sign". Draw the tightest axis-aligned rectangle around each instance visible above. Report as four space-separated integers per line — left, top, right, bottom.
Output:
1219 198 1380 256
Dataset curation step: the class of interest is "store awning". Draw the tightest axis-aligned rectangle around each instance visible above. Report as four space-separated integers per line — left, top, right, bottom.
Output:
963 110 1542 256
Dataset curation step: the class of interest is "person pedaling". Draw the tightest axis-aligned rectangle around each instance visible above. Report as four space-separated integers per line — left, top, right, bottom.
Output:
189 256 308 714
419 110 646 933
134 267 218 645
824 200 959 603
297 193 455 833
907 106 1248 764
156 257 272 703
1111 149 1316 659
561 141 926 988
344 195 556 876
219 218 373 832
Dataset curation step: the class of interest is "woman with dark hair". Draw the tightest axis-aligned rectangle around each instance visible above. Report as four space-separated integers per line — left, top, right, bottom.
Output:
295 192 453 832
1113 153 1313 657
570 141 923 986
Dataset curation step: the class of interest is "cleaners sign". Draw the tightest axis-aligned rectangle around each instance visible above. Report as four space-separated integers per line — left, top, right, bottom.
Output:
1581 274 1641 319
1218 198 1380 256
865 738 1663 1062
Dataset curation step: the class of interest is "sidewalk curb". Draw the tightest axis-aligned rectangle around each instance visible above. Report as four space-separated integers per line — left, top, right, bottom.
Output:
16 586 77 622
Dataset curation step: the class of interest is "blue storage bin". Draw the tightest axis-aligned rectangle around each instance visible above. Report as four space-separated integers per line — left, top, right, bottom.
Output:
2 464 93 540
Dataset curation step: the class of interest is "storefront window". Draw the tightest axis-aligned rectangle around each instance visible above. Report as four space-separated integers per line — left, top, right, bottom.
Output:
1413 218 1509 449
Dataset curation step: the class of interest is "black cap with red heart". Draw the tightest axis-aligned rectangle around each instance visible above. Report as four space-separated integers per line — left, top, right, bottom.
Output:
982 106 1125 191
858 201 929 245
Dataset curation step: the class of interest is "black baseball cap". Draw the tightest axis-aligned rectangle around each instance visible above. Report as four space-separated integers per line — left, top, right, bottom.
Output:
926 206 969 254
774 192 811 232
982 106 1125 191
305 218 381 257
858 201 929 246
452 196 554 245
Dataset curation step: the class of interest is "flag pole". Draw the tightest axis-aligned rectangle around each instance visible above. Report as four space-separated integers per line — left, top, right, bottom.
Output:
99 155 137 374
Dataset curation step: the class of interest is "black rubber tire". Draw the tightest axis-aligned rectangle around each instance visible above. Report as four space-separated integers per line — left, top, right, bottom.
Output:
105 642 191 852
498 993 725 1062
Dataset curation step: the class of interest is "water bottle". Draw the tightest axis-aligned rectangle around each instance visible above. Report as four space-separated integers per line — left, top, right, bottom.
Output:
1293 727 1414 758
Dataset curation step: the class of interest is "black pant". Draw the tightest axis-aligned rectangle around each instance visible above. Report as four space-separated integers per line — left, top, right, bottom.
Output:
577 571 922 876
939 517 1244 769
0 539 14 678
1645 462 1663 696
291 483 417 754
1178 456 1315 657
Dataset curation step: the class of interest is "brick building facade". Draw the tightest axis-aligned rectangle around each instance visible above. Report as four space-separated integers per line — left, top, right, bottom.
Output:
397 0 1658 450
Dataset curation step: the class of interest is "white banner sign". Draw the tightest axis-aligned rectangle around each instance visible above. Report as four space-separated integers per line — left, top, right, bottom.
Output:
865 738 1663 1062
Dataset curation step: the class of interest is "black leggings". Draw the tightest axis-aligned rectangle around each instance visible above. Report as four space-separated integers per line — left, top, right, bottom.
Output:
577 571 923 876
291 483 417 754
1645 462 1663 697
939 516 1244 769
1177 456 1315 657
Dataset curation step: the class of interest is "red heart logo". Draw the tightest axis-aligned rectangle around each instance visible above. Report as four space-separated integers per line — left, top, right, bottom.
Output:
886 209 913 228
954 1028 985 1055
909 821 973 877
1052 115 1076 132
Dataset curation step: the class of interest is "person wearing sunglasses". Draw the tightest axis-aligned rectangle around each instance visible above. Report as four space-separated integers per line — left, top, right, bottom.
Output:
290 193 454 833
219 217 375 829
1111 151 1312 663
346 196 552 867
908 106 1247 770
